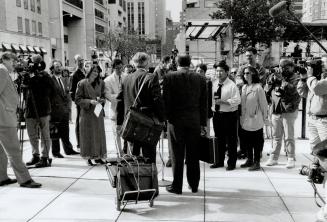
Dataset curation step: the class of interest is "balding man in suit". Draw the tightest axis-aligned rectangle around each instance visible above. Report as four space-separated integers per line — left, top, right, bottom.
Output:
163 54 207 194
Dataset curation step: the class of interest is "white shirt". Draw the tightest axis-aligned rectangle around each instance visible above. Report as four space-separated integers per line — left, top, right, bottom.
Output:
211 77 241 112
104 72 127 120
55 75 64 91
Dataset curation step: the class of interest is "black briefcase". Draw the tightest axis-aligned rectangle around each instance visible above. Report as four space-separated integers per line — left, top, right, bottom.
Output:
199 136 218 164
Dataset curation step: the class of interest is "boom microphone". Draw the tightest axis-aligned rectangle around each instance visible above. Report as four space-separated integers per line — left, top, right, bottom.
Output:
269 1 288 17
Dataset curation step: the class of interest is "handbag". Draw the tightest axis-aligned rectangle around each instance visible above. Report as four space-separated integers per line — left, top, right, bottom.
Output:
121 75 164 146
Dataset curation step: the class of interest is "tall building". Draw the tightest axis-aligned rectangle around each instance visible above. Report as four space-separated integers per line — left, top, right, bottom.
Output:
162 17 180 56
49 0 110 66
292 0 303 18
0 0 50 63
154 0 166 44
108 0 127 30
302 0 327 22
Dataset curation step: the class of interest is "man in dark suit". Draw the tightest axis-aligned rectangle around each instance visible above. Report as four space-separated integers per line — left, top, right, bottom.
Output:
50 60 79 158
116 52 164 163
163 55 207 194
70 55 85 150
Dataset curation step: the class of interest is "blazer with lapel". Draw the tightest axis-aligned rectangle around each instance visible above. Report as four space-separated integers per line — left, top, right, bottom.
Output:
163 68 207 127
0 64 19 128
50 75 70 122
116 69 164 125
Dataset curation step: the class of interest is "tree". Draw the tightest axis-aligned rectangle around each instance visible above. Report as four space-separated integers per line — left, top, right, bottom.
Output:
210 0 298 49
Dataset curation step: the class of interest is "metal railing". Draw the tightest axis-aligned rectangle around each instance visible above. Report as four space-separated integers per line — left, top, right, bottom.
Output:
64 0 83 9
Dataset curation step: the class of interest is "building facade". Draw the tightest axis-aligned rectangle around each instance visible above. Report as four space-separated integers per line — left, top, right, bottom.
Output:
108 0 127 30
162 17 180 57
302 0 327 22
0 0 50 63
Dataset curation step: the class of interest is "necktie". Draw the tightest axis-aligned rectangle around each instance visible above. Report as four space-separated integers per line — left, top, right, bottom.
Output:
58 78 64 93
215 83 223 112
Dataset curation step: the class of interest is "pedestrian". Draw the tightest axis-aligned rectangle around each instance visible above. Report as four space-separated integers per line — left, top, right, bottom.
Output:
240 66 268 171
163 55 207 194
0 52 41 188
75 65 107 166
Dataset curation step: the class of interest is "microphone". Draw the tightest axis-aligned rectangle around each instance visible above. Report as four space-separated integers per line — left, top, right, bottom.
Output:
269 1 288 17
31 54 43 63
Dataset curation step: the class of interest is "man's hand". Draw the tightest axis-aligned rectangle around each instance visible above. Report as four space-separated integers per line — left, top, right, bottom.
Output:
90 100 99 105
215 98 227 105
200 126 207 136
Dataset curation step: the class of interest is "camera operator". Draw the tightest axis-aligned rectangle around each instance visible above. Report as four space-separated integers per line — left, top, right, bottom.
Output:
265 59 301 169
0 52 41 188
25 55 55 168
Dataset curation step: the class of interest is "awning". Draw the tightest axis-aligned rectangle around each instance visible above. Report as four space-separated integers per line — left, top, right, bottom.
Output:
2 43 12 51
26 45 35 53
33 46 41 54
185 20 230 40
40 47 47 54
19 45 28 53
11 44 21 52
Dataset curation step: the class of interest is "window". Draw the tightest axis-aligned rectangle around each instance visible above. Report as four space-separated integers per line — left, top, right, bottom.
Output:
95 24 105 33
25 18 30 34
108 0 116 3
24 0 28 9
16 0 21 7
138 2 145 35
123 0 126 11
38 22 42 35
36 0 41 14
95 9 104 19
17 17 23 32
127 2 134 32
205 0 217 8
30 0 35 11
186 0 200 8
32 20 36 35
119 0 122 7
64 35 69 43
118 10 122 16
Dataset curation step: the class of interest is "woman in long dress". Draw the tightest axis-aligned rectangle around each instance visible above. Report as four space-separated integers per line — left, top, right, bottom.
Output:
75 65 107 166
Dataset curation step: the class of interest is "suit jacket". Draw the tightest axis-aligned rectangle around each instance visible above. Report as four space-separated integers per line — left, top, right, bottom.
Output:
0 64 19 128
116 69 165 125
163 68 207 127
50 75 70 122
70 68 85 101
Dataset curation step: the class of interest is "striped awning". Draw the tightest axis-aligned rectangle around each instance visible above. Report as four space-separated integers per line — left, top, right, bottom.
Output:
11 44 21 52
185 20 230 40
2 43 11 51
19 45 28 53
26 45 35 53
40 47 47 54
33 46 41 53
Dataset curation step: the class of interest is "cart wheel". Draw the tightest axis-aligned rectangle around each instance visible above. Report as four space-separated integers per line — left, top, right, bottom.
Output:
149 200 154 207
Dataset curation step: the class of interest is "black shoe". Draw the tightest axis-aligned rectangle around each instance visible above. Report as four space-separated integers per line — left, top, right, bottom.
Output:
0 178 17 186
210 163 224 168
53 153 64 158
35 157 52 168
65 150 80 155
94 159 106 165
188 185 198 193
166 159 172 167
248 162 261 171
87 159 95 166
26 154 40 166
226 166 235 171
240 160 253 168
20 179 42 188
166 185 182 195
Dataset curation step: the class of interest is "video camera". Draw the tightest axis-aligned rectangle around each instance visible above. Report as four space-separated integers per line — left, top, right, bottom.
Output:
300 163 325 184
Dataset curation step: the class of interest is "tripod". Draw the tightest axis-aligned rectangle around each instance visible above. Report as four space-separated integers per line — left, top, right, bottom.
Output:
158 132 172 187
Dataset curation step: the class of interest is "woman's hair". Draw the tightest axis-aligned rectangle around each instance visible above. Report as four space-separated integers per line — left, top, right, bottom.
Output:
86 65 101 86
196 63 207 73
213 60 229 72
242 66 260 84
308 59 322 80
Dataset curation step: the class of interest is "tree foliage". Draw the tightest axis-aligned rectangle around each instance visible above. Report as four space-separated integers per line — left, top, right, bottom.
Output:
210 0 304 49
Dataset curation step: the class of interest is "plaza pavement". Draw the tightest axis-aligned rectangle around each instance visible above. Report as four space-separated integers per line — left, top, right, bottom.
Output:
0 105 323 222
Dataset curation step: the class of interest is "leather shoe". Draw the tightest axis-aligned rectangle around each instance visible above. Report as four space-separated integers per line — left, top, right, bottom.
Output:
0 178 17 186
53 153 64 158
166 186 182 195
66 150 80 155
166 159 172 167
94 159 106 165
188 185 198 193
210 163 224 168
226 166 236 171
20 179 42 188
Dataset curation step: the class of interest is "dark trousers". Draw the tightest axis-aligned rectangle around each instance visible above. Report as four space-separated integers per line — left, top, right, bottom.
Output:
213 111 238 167
75 105 80 147
131 142 156 164
242 128 264 163
168 122 200 191
238 122 247 154
51 121 74 155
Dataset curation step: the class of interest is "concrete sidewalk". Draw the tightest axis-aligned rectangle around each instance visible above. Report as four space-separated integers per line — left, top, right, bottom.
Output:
0 110 324 222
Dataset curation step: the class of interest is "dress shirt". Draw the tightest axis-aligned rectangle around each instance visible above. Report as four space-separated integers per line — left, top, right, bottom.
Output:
104 72 127 120
211 77 241 112
55 75 64 92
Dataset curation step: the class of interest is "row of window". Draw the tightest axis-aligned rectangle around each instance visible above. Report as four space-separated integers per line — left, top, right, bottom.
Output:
108 0 126 12
17 17 42 36
95 8 104 19
16 0 41 14
95 24 105 33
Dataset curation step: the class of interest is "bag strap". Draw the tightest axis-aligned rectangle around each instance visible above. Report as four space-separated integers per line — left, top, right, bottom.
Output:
132 74 148 108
